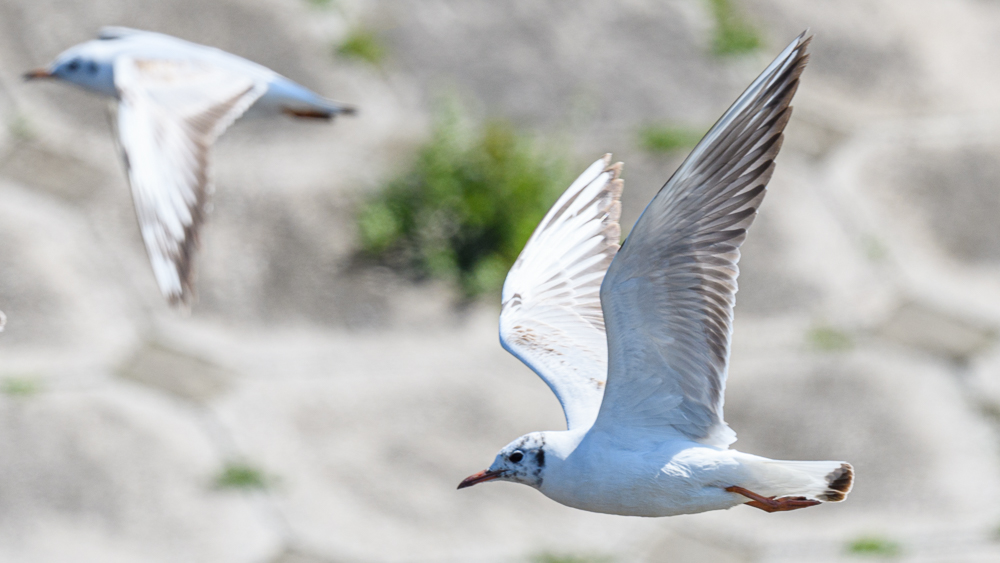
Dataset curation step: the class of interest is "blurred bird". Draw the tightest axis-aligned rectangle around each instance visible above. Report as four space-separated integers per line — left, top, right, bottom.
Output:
458 33 854 516
25 27 356 307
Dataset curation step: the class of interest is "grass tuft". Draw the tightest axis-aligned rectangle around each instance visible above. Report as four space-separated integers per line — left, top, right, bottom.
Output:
357 105 570 298
862 235 889 262
846 535 901 557
707 0 762 56
1 377 42 397
8 113 35 142
637 124 703 153
214 462 271 491
305 0 336 7
808 326 853 352
336 26 386 65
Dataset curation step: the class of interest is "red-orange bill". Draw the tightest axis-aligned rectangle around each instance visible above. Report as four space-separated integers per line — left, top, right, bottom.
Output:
23 68 52 80
457 469 505 489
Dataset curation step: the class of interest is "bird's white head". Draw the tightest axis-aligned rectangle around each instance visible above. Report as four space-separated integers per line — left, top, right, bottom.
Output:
458 432 551 490
24 40 118 96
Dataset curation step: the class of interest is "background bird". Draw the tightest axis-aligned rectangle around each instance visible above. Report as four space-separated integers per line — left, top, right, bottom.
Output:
459 32 854 517
24 27 356 307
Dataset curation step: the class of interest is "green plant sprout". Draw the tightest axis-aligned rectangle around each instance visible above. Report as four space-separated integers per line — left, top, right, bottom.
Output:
8 113 35 142
862 235 889 262
214 462 271 491
336 26 386 65
1 377 42 397
707 0 762 56
637 124 704 153
808 326 853 352
846 535 901 557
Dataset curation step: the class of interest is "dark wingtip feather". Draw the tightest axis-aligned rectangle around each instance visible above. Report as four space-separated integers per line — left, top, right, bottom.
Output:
819 463 854 502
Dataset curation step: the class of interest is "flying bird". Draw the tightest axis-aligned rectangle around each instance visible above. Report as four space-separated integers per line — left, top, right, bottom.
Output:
458 33 854 516
25 27 356 306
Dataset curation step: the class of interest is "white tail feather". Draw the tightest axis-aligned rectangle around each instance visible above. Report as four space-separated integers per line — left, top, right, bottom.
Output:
750 460 854 502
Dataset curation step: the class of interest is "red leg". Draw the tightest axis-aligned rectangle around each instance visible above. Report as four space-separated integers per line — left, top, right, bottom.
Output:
725 485 821 512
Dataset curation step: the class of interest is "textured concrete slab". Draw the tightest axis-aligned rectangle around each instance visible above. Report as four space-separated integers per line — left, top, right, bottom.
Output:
0 0 999 561
0 384 282 563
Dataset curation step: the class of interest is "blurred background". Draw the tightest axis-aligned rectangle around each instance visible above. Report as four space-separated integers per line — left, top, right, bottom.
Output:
1 0 1000 561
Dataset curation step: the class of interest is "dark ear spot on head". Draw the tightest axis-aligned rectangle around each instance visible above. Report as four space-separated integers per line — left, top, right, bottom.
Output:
536 449 545 467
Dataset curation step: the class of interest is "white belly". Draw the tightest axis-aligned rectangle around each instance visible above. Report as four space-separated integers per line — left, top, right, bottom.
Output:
539 440 750 517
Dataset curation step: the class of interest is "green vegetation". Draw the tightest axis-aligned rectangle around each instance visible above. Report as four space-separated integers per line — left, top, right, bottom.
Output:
8 113 35 142
358 107 570 298
846 535 901 557
214 462 271 491
707 0 762 56
1 377 42 397
530 553 613 563
637 124 703 153
336 26 386 65
808 326 853 352
862 235 889 263
305 0 335 7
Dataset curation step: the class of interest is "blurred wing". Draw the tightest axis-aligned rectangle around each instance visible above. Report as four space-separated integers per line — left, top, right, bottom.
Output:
500 155 623 430
594 33 811 446
114 56 266 306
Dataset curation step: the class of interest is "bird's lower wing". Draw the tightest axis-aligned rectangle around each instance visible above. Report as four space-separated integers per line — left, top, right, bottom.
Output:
500 156 623 430
593 33 811 447
114 57 266 306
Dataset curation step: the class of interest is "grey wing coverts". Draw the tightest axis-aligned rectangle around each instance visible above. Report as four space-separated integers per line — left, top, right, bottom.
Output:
595 34 811 447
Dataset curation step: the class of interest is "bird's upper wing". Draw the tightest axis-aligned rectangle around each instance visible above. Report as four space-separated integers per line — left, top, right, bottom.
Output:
592 33 811 447
500 155 623 430
114 56 267 306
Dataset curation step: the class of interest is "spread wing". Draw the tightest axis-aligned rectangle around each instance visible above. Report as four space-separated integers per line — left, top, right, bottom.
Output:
114 56 266 306
499 155 623 430
593 33 811 447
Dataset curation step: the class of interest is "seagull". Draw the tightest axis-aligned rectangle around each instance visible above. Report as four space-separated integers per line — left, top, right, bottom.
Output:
458 33 854 516
24 27 356 307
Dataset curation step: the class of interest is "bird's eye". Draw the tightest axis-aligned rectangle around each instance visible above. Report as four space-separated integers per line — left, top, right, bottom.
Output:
66 60 80 72
509 451 524 463
87 62 98 74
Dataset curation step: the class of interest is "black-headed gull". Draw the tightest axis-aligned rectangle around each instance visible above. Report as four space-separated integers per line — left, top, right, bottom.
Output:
459 33 854 516
25 27 356 306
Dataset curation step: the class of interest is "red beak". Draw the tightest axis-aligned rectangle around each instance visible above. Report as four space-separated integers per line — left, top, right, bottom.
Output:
457 469 505 489
23 68 53 81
